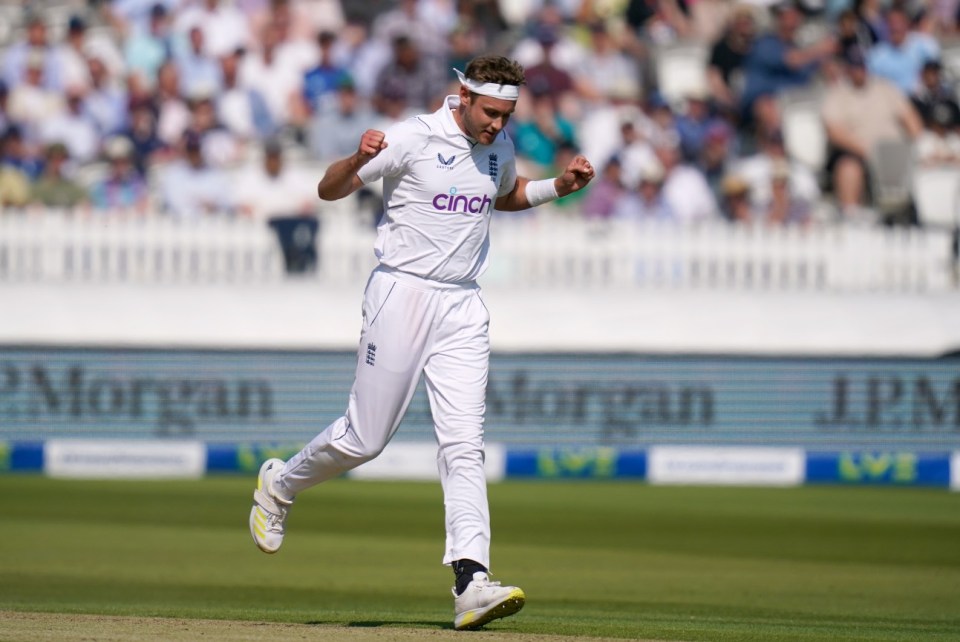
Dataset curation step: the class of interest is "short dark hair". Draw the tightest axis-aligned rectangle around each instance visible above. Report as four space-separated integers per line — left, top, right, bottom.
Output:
464 55 525 87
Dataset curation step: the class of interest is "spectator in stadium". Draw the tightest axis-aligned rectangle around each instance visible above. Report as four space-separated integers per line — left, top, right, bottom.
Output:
573 21 642 105
915 99 960 165
623 0 692 46
174 26 225 100
910 59 960 127
3 13 65 92
371 0 453 58
0 162 30 208
707 3 756 117
852 0 885 45
308 76 377 162
655 140 719 221
719 173 754 222
124 2 175 87
836 9 874 60
373 34 447 113
371 79 416 129
157 132 233 218
582 154 626 219
867 7 940 95
154 60 191 146
217 48 276 141
732 129 820 220
612 158 675 220
106 0 184 38
300 31 351 117
822 46 923 215
37 85 99 165
697 119 737 204
84 57 129 138
675 86 726 162
174 0 253 59
123 98 168 176
0 126 43 180
60 16 93 90
246 0 346 44
29 142 88 209
447 23 484 75
182 94 242 167
618 117 658 190
511 87 577 171
519 25 578 107
766 159 813 224
58 14 125 91
6 51 66 145
0 80 9 134
739 0 836 124
88 135 150 213
234 138 316 220
237 20 306 132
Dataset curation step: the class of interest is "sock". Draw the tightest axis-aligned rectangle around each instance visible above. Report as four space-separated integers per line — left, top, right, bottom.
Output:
453 559 487 596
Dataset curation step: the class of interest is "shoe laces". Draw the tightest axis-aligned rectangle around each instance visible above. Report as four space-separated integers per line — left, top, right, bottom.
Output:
264 503 287 532
474 574 501 589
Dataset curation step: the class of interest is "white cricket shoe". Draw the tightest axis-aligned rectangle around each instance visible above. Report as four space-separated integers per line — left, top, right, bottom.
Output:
249 458 293 554
453 571 525 630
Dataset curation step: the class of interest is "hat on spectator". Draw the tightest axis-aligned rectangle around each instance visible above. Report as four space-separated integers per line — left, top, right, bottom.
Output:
771 159 791 181
45 142 69 158
721 174 750 196
646 90 670 111
638 159 666 184
68 15 87 33
104 135 133 161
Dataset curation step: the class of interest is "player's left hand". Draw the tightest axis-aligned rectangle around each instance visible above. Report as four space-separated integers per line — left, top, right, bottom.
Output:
557 155 595 196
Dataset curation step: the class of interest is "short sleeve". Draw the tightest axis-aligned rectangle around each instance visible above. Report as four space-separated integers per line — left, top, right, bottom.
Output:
356 120 421 184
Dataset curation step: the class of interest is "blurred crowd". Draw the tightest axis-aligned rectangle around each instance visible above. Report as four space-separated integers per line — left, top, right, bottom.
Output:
0 0 958 227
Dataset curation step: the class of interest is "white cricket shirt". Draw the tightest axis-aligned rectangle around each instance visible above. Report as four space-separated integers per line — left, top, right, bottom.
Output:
357 95 518 283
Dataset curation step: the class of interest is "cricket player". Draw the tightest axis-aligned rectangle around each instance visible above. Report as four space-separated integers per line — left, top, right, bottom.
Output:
249 55 595 630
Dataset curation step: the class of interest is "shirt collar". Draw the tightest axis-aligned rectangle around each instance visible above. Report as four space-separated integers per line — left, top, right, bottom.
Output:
438 94 480 148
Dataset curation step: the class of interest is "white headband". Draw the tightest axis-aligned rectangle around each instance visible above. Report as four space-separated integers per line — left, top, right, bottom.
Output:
454 68 520 101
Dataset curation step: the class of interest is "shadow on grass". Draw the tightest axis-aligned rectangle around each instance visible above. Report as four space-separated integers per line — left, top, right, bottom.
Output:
306 620 452 630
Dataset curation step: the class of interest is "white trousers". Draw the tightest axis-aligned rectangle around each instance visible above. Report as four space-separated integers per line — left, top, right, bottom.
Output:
278 266 493 568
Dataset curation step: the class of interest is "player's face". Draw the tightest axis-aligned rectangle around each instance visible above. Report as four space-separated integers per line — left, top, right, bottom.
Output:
461 89 516 145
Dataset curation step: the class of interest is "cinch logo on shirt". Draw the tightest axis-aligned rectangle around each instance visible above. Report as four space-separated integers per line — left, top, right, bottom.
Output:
432 187 493 214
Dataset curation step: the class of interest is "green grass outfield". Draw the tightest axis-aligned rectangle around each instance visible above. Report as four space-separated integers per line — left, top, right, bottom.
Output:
1 476 959 641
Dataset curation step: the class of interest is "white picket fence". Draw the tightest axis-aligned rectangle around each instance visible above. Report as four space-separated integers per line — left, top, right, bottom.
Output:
0 208 956 292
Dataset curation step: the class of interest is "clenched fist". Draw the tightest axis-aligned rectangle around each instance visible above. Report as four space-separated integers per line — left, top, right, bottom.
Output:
358 129 388 164
556 155 595 196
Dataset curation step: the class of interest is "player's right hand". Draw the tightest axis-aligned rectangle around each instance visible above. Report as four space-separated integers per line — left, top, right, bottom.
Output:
357 129 387 162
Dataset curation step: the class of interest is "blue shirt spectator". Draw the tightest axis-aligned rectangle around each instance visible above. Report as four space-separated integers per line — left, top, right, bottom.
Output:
3 14 65 91
89 136 149 212
739 1 836 118
173 26 223 99
867 9 939 95
301 31 350 116
124 3 175 85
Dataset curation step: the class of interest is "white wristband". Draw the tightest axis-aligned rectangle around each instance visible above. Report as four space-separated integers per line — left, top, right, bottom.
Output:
524 178 559 208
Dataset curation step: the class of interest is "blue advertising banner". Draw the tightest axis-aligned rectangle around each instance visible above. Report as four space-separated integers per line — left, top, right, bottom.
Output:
0 347 958 450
